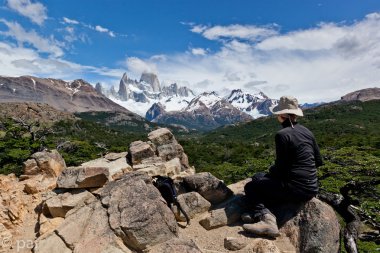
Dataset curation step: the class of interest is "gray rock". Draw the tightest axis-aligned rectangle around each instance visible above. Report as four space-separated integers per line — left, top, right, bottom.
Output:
134 158 182 177
148 238 202 253
23 159 39 176
276 198 340 253
147 128 190 169
156 143 184 162
30 150 66 178
148 128 175 146
54 200 131 253
57 167 109 189
183 172 233 204
81 152 131 179
175 192 211 222
224 237 247 251
199 196 248 230
35 233 72 253
127 141 155 165
21 150 67 192
99 172 178 251
104 152 128 161
45 189 96 218
252 239 281 253
341 87 380 102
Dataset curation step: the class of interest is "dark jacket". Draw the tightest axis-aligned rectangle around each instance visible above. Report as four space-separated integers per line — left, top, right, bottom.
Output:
268 119 323 196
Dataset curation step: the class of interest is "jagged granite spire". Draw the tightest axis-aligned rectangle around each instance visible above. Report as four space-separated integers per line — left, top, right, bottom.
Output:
140 72 161 92
161 83 195 97
118 73 128 100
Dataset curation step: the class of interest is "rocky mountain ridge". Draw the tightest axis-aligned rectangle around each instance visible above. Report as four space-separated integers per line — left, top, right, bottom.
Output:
0 75 132 114
341 87 380 102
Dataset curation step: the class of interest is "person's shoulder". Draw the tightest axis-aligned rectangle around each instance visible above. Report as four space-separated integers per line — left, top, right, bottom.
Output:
276 127 292 138
296 124 314 136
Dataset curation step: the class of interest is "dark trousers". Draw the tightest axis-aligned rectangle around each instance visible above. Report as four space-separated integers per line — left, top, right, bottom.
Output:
244 172 313 219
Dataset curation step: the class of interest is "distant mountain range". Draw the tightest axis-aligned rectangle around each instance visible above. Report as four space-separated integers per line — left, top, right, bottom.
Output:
99 72 279 130
2 73 378 132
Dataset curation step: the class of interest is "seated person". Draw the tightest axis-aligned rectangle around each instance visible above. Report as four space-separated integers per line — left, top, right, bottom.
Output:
243 96 323 237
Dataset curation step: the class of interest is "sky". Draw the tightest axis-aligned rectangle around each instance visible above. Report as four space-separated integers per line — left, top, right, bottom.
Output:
0 0 380 103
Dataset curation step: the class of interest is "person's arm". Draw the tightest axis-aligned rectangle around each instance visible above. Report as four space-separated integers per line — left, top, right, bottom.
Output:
313 138 323 167
269 132 290 178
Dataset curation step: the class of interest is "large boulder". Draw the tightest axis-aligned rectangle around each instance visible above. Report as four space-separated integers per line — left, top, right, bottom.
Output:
29 150 66 178
127 141 155 165
198 178 340 253
99 172 178 251
57 167 109 189
35 200 131 253
21 150 66 193
183 172 233 204
148 128 190 169
81 152 132 180
36 172 180 253
174 192 211 222
276 198 340 253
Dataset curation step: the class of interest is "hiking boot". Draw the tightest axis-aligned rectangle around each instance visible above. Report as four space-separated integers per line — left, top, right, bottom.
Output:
243 213 280 238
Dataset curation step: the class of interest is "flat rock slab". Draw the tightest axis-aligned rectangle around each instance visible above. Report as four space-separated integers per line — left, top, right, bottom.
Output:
57 167 109 189
45 189 96 218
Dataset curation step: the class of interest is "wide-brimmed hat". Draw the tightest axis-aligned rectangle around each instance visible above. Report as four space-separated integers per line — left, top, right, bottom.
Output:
270 96 304 116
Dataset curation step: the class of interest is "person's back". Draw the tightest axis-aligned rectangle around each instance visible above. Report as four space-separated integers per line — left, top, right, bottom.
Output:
269 122 322 196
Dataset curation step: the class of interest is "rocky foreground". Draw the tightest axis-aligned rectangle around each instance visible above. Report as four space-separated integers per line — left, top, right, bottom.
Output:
0 128 340 253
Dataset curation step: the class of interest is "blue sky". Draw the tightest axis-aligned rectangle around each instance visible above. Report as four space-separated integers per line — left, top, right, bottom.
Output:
1 0 380 102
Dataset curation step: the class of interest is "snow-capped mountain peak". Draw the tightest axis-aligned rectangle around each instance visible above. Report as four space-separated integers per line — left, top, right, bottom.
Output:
185 92 222 112
227 89 275 118
105 72 195 117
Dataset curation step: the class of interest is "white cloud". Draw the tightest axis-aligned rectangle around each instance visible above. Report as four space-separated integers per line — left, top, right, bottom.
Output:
191 24 278 42
95 25 116 37
124 57 158 77
191 47 207 56
126 13 380 103
6 0 47 25
0 40 124 82
62 18 119 38
63 17 79 25
190 25 207 34
95 25 108 33
0 19 64 57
